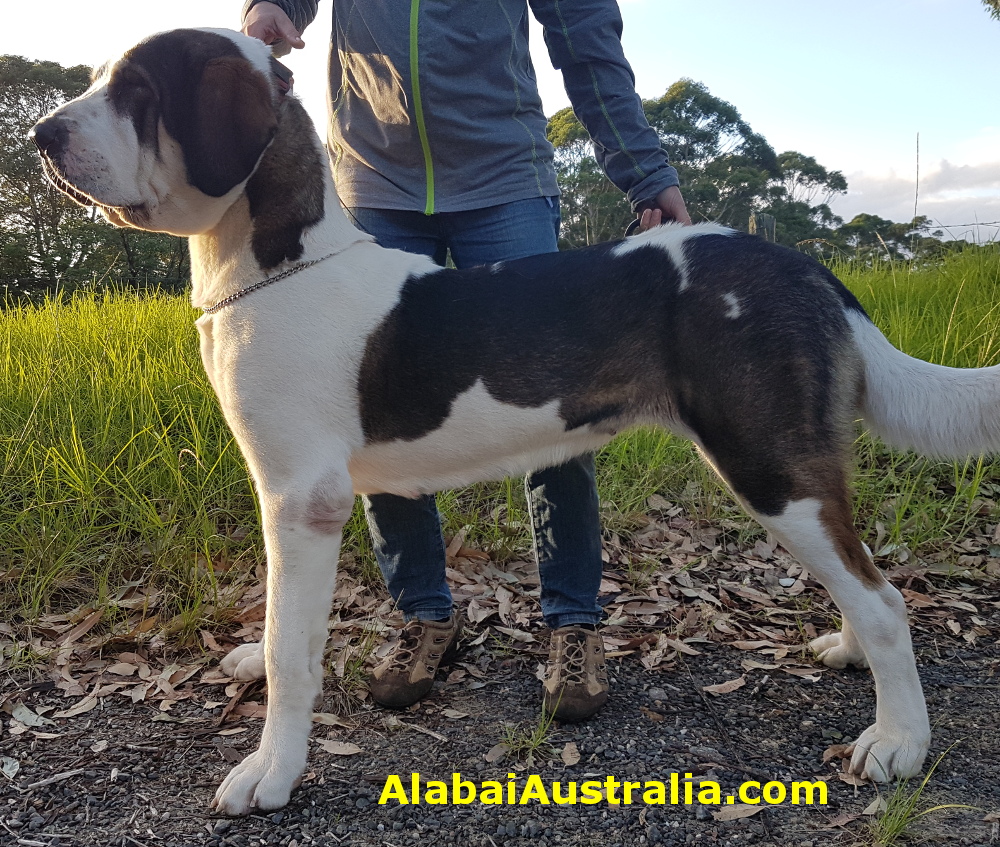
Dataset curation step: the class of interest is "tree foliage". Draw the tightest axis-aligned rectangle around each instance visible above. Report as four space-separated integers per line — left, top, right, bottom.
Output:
643 79 780 228
549 80 834 248
985 0 1000 21
0 55 188 299
774 151 847 208
836 214 945 261
547 77 952 260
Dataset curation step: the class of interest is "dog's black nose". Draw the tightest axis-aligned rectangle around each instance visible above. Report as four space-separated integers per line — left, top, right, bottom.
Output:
30 117 68 154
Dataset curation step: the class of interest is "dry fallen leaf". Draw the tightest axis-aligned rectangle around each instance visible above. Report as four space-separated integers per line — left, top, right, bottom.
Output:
493 626 535 643
862 795 888 816
822 743 852 764
232 703 267 719
822 810 862 829
59 609 104 646
661 637 701 656
713 803 765 821
703 676 746 696
730 640 776 651
315 740 363 756
466 600 493 624
561 742 580 766
12 703 53 728
781 667 822 681
837 771 867 788
741 659 780 671
201 630 225 652
312 712 353 728
485 743 509 763
52 697 97 718
639 706 665 723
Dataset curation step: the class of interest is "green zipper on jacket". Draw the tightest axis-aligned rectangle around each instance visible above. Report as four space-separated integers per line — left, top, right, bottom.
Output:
409 0 435 215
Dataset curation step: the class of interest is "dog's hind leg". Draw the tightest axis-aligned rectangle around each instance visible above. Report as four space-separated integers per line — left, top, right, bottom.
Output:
701 442 929 782
751 491 928 781
212 462 354 816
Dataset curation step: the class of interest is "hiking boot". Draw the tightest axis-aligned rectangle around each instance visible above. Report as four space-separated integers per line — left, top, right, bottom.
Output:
368 615 461 709
542 626 609 722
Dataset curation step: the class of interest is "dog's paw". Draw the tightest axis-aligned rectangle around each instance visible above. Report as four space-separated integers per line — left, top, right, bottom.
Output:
846 723 929 782
809 632 868 669
211 747 303 816
221 642 266 680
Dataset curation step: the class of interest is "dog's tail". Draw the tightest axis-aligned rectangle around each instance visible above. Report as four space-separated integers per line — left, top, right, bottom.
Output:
850 310 1000 459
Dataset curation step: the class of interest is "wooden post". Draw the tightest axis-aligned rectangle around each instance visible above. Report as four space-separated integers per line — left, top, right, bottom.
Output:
749 213 776 242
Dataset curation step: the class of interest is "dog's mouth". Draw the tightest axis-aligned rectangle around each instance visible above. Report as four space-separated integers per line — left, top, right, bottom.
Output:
39 152 148 226
38 152 97 207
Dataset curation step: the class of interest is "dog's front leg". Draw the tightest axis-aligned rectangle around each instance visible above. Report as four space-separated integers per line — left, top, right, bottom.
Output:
212 466 353 816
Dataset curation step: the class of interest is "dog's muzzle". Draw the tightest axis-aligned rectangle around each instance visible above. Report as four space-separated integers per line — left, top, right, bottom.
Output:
29 117 96 207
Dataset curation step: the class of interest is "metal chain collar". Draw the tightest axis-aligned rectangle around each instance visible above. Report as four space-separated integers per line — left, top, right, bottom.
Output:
201 251 340 314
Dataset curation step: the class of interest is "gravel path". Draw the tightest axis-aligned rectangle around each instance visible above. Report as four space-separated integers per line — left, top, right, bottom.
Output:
3 628 998 847
6 506 1000 846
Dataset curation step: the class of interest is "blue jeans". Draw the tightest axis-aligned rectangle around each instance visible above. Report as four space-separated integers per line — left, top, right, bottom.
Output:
350 198 604 630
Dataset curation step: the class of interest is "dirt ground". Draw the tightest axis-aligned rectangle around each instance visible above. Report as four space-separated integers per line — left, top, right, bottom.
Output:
3 511 1000 847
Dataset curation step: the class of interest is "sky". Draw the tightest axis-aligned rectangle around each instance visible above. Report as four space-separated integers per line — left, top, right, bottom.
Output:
7 0 999 242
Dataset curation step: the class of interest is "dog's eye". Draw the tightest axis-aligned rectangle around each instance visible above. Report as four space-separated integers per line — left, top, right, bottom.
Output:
113 75 150 101
111 65 142 88
110 66 155 103
110 70 157 133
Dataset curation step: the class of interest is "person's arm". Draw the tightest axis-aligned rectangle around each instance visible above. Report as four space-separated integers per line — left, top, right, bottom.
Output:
529 0 690 225
241 0 317 52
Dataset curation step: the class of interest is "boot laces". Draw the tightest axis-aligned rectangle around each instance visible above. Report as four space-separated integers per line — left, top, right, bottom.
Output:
557 634 589 685
386 621 426 672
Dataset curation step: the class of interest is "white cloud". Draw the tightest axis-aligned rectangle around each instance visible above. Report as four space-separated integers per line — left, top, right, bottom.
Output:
923 160 1000 194
830 159 1000 243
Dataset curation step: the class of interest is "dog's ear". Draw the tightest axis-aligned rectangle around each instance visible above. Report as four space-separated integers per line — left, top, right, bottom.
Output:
188 56 277 197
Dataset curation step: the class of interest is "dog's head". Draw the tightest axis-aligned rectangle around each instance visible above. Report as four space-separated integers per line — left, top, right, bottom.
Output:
30 29 279 236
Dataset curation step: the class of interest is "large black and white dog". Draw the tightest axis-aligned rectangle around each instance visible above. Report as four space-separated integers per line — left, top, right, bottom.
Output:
33 28 1000 816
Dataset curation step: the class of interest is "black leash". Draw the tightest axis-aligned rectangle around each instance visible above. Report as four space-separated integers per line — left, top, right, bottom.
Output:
625 200 657 237
269 56 294 95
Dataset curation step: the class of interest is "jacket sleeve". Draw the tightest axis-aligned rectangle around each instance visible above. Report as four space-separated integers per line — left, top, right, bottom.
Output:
528 0 678 210
241 0 319 36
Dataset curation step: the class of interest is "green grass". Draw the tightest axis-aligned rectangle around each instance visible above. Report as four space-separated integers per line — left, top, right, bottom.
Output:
865 746 978 846
0 291 262 638
497 707 560 768
0 246 998 635
836 247 1000 369
841 247 1000 558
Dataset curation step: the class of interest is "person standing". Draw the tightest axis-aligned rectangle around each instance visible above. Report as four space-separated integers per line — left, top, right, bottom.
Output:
241 0 690 722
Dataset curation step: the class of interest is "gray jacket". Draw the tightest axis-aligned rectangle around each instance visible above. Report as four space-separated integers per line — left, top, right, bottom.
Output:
243 0 678 214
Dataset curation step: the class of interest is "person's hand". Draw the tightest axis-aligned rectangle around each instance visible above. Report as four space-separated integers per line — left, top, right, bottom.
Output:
243 1 305 55
638 185 692 232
